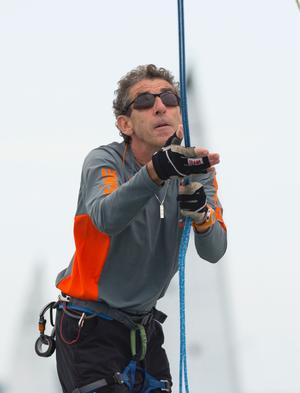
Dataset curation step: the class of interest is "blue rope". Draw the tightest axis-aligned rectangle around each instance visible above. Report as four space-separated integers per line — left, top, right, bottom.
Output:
177 0 192 392
178 0 191 148
178 217 192 393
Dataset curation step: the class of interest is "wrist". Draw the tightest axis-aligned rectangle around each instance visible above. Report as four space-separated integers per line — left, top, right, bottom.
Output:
146 161 164 185
193 206 216 233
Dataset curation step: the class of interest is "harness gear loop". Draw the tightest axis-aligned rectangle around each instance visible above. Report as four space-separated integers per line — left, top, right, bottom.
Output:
130 324 147 361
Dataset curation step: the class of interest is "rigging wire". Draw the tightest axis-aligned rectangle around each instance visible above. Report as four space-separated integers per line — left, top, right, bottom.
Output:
177 0 191 392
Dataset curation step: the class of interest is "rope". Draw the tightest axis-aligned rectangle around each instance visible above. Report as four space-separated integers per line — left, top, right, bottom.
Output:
177 0 191 148
177 0 191 392
178 217 192 393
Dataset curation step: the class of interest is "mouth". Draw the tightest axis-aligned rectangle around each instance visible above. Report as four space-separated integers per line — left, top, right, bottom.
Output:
154 122 171 130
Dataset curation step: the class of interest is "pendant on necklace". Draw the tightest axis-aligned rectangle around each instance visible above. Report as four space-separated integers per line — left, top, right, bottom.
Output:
160 204 165 219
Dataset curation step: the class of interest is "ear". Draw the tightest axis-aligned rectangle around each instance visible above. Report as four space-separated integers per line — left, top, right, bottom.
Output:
116 115 133 137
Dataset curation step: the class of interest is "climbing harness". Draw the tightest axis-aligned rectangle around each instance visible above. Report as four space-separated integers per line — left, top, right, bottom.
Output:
35 294 171 392
59 295 170 392
177 0 193 392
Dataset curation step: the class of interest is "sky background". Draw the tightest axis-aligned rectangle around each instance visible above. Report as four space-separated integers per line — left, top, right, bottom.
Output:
1 1 300 392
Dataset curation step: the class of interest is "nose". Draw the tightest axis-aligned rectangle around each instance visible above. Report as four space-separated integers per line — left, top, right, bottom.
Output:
153 96 167 115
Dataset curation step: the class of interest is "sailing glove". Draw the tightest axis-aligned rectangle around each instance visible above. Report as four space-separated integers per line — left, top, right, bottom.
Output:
177 182 208 224
178 181 217 232
152 134 210 181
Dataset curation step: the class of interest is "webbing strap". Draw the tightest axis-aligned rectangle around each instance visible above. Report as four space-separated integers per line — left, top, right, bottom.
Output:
122 360 171 393
72 373 123 393
72 358 171 393
142 371 171 393
59 295 167 330
72 378 108 393
121 360 137 390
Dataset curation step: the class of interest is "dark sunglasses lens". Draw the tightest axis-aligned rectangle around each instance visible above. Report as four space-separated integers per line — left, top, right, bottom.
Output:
133 93 155 109
132 92 179 111
160 92 179 107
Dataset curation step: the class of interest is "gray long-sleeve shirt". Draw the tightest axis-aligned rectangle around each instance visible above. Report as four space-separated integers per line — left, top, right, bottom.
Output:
56 141 227 313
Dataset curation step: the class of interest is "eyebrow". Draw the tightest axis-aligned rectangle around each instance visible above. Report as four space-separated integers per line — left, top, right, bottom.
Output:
135 88 176 97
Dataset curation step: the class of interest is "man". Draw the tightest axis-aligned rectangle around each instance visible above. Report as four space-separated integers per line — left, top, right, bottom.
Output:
55 64 227 393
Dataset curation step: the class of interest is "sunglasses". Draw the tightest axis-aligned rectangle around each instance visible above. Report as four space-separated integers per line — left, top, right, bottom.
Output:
124 91 180 114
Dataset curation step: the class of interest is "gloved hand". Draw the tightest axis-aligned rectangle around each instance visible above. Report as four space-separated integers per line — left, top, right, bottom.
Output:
152 133 210 181
178 181 217 232
177 182 208 224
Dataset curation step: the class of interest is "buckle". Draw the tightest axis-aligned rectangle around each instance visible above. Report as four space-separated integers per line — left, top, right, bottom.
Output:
58 293 70 302
78 312 86 328
160 379 171 392
113 372 124 385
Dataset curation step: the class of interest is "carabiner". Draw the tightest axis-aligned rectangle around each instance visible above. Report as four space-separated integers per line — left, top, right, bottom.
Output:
35 327 56 357
35 301 58 357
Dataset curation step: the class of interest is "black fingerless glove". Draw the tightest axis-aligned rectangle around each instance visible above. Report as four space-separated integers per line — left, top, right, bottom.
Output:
177 182 207 214
177 182 209 225
152 145 210 180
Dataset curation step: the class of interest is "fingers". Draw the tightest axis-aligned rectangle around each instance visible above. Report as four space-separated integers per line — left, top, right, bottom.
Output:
207 167 216 174
208 152 220 166
194 147 220 166
178 181 202 194
194 146 209 156
175 129 220 167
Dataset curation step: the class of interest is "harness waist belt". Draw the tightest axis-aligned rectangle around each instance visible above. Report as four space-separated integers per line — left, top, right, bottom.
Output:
59 294 167 329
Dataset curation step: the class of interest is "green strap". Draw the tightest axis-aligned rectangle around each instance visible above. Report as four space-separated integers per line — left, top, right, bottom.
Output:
130 324 147 361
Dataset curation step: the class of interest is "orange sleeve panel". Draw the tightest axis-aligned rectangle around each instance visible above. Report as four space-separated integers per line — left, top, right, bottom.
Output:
57 167 119 300
57 214 111 300
213 176 227 232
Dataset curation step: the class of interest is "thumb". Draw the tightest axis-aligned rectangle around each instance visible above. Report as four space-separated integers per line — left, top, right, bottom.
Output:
163 127 183 147
176 124 184 140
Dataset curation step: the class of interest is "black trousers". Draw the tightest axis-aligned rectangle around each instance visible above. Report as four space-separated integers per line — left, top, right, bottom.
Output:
55 308 172 393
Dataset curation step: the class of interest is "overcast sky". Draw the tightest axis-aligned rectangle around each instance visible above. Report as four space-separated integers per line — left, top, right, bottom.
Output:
1 1 300 392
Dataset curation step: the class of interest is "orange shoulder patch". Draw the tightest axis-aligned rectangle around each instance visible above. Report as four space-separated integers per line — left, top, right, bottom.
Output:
99 168 118 195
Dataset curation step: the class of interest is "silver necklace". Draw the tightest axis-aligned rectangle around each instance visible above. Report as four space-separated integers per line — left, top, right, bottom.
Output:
123 145 170 219
154 181 170 219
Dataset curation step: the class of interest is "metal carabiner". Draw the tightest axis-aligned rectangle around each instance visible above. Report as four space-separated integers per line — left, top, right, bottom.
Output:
35 327 56 357
35 301 57 357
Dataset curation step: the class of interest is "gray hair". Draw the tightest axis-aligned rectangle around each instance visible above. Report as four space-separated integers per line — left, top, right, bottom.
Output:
113 64 179 143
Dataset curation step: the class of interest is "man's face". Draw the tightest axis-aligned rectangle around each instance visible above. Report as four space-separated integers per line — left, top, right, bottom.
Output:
125 78 182 151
